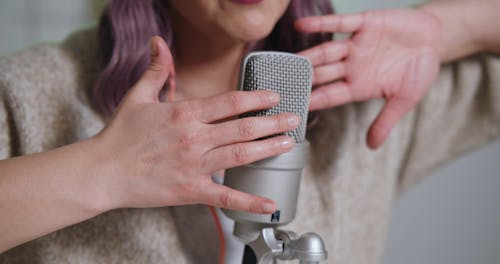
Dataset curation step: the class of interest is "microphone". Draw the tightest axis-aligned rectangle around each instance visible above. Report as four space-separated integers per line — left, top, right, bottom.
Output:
222 51 313 243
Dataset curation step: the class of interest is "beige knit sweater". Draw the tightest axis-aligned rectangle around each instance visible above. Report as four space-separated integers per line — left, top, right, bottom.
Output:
1 28 499 264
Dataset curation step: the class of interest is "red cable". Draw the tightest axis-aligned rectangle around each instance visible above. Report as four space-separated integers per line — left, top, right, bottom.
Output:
209 206 226 264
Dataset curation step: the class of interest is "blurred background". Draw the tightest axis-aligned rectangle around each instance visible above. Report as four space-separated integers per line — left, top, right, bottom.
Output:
0 0 499 263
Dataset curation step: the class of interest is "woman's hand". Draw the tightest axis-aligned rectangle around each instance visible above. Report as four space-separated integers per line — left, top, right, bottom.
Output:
296 9 442 148
96 37 299 214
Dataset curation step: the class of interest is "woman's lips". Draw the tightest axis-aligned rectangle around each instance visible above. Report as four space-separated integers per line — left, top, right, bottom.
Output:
229 0 264 5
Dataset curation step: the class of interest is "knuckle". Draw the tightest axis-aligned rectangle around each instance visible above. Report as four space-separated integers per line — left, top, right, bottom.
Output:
318 90 330 108
218 190 233 209
265 140 280 155
259 91 272 106
232 145 250 165
178 130 201 148
169 105 187 122
313 69 321 84
313 67 323 83
339 16 347 31
337 64 346 76
248 199 261 213
319 16 327 31
149 61 164 73
170 104 196 123
238 119 256 138
340 42 350 57
275 115 286 130
226 92 242 113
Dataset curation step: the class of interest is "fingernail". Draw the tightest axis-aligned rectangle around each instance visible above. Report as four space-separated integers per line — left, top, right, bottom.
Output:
268 93 280 103
280 138 294 149
262 203 276 214
288 115 299 127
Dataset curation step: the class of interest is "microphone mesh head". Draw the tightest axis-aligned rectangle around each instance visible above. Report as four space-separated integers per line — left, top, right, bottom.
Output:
239 52 313 143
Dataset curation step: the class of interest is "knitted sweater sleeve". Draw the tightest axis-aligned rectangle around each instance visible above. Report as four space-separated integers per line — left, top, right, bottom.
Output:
398 53 500 192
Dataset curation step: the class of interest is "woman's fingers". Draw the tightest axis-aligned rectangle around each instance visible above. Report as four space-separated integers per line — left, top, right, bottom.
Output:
309 82 353 111
207 113 299 147
203 136 294 173
298 40 350 67
312 63 346 86
128 36 174 103
295 14 365 34
367 97 415 149
190 90 280 123
199 182 276 214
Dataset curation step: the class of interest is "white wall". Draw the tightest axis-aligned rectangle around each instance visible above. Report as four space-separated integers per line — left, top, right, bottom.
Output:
0 0 91 55
334 0 424 12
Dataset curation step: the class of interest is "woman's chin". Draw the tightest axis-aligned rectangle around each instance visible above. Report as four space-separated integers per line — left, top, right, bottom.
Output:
224 23 276 43
234 31 272 43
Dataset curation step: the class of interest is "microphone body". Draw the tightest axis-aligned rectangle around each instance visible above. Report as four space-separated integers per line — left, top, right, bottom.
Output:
222 52 313 242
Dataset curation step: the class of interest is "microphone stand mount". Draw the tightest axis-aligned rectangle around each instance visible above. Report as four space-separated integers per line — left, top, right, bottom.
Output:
245 226 327 264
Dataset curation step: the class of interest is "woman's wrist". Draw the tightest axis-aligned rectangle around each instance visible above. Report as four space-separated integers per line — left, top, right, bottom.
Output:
0 137 117 252
418 0 498 63
77 135 121 214
418 2 471 63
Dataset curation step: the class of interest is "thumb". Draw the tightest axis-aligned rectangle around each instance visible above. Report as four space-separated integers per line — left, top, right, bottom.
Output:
128 36 175 103
367 97 414 149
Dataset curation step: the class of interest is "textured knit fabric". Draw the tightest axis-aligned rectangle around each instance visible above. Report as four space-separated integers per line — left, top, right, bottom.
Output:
1 28 499 264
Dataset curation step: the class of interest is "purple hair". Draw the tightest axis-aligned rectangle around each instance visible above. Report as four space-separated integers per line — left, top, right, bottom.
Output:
94 0 334 115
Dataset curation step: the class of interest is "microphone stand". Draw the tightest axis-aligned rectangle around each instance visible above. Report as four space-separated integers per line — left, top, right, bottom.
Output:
239 223 327 264
224 142 328 264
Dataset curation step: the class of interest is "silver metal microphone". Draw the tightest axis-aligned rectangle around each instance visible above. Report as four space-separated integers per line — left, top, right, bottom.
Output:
222 51 313 240
237 51 313 142
223 52 327 264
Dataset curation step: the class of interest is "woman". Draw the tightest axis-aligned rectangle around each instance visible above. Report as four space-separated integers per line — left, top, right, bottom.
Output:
1 0 499 263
